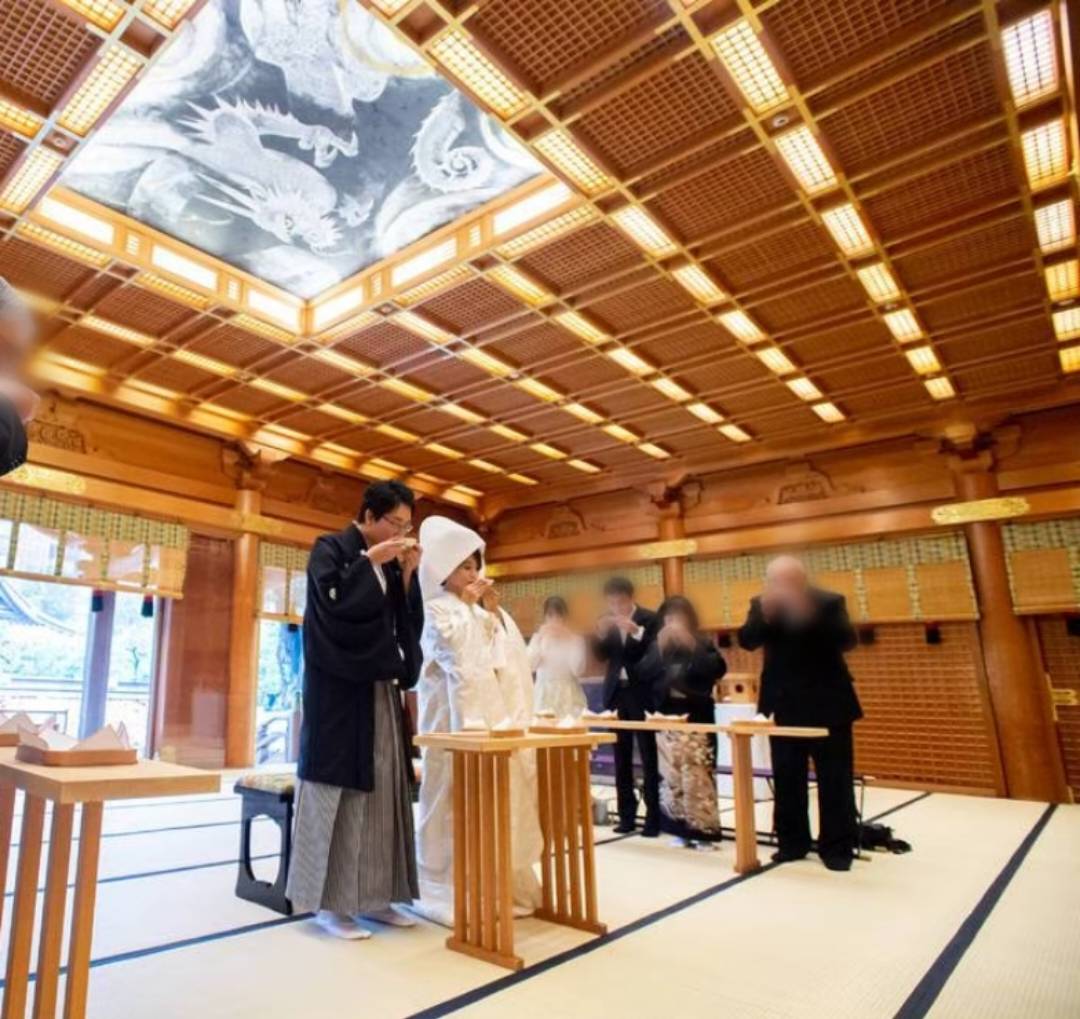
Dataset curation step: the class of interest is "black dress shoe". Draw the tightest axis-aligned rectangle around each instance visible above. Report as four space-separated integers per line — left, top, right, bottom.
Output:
770 849 808 863
640 826 660 838
823 856 853 872
613 822 636 834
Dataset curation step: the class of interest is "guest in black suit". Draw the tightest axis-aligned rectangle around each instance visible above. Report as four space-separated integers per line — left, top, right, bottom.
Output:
737 555 862 870
592 576 659 834
288 481 425 939
0 278 40 475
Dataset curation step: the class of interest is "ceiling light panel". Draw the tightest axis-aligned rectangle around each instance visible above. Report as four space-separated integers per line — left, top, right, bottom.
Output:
514 376 563 402
568 458 601 474
17 222 109 267
607 346 654 376
883 308 923 343
313 348 374 375
637 442 670 459
490 423 527 442
468 458 503 474
1045 260 1080 300
376 423 419 443
821 203 874 257
671 264 726 304
395 310 454 345
60 0 125 30
603 423 639 443
718 423 752 443
493 182 574 237
1034 199 1075 252
856 263 902 303
774 125 837 194
442 403 485 424
554 310 608 344
755 346 796 375
58 46 143 135
610 205 678 257
905 345 941 375
812 401 845 422
1021 119 1068 190
786 376 823 401
924 376 956 400
718 310 765 343
710 19 789 114
460 348 514 377
563 402 604 425
0 98 43 139
687 402 723 424
507 472 539 486
534 129 612 195
651 377 692 402
318 403 367 425
425 442 464 459
1002 10 1059 108
530 442 567 460
1052 307 1080 340
81 316 154 348
430 29 530 119
1059 345 1080 372
250 378 306 402
0 148 64 213
487 264 552 306
380 377 435 402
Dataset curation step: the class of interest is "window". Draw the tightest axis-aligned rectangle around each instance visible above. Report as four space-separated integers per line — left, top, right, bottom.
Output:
255 619 304 765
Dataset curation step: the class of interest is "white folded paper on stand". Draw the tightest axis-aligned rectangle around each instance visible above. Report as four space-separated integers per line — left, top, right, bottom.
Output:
0 712 43 735
581 709 616 720
20 723 132 753
645 710 690 722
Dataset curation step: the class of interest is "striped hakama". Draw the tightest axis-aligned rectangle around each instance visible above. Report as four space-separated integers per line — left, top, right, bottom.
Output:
287 682 418 914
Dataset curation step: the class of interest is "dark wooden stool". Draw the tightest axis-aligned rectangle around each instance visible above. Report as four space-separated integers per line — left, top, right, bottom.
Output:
234 773 296 915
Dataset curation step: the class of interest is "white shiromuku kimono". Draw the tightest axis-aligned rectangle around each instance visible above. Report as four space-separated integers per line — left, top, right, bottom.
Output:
528 629 587 718
414 516 542 926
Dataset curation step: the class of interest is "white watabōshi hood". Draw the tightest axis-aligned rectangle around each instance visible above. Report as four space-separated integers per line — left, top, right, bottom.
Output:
417 515 486 602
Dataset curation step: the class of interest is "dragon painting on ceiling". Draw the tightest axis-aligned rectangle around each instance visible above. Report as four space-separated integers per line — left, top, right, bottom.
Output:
63 0 542 298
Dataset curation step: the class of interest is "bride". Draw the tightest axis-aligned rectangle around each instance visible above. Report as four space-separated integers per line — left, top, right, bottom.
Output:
413 516 542 925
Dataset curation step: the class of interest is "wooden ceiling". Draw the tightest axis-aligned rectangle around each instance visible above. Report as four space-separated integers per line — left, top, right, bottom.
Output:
1 0 1078 513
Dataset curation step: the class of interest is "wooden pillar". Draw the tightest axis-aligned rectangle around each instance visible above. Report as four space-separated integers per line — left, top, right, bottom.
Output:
657 497 685 597
226 487 261 767
950 455 1069 802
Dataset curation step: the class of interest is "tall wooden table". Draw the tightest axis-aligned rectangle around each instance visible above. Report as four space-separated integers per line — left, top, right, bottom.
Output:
584 719 827 874
0 752 220 1019
413 730 614 971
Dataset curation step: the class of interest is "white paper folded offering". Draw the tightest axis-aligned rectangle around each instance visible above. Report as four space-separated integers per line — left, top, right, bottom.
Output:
556 715 579 729
492 718 515 731
581 709 617 720
461 717 487 732
0 711 42 735
645 710 690 722
20 723 132 753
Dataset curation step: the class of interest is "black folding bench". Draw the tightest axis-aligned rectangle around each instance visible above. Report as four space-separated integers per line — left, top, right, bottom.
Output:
234 773 296 916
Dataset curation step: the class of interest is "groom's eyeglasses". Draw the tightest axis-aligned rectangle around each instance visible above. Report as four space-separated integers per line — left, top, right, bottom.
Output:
384 515 414 536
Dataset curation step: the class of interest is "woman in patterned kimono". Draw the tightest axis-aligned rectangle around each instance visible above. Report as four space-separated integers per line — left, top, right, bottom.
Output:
640 595 726 849
413 516 542 926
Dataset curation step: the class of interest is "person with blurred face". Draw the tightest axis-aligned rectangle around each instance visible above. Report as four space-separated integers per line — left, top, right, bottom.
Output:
288 481 424 940
738 554 862 871
0 278 41 475
413 515 542 926
640 595 726 849
592 576 659 835
528 595 587 718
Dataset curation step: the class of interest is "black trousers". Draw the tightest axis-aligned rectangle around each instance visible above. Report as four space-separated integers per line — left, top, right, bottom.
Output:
770 724 857 860
614 688 659 829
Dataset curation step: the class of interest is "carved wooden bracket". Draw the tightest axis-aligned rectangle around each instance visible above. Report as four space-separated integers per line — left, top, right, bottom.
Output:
222 441 288 491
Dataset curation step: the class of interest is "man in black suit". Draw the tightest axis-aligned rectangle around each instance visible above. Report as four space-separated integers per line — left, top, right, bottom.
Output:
593 576 659 835
289 481 425 938
738 555 862 870
0 278 40 475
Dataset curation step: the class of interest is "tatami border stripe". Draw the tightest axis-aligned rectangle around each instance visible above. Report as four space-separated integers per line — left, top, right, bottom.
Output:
0 790 930 997
402 791 932 1019
891 802 1057 1019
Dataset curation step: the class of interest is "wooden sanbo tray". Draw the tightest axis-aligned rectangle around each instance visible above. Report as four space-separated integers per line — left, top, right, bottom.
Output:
16 745 139 767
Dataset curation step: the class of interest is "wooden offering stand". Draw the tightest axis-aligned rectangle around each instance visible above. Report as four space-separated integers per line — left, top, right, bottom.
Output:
0 750 220 1019
583 718 827 874
413 729 614 971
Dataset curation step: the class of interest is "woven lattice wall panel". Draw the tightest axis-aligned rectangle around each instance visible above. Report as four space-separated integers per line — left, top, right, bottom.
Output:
685 533 976 628
720 621 999 792
1036 617 1080 800
0 487 189 597
498 564 663 635
1003 518 1080 613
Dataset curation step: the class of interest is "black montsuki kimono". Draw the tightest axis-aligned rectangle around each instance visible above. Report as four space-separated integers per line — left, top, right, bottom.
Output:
298 524 423 792
0 398 28 477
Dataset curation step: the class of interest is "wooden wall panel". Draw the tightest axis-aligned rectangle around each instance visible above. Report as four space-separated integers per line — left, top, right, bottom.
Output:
1036 617 1080 801
154 534 234 768
719 623 1001 794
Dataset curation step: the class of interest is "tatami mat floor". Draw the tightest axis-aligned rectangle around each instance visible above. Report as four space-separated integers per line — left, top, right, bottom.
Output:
0 783 1075 1018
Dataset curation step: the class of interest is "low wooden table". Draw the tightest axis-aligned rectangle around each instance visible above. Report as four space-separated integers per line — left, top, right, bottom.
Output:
583 719 828 874
413 730 614 971
0 752 220 1019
